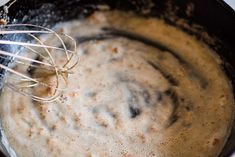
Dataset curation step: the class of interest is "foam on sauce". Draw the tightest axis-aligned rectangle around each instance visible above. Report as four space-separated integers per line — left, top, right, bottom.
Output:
0 11 234 157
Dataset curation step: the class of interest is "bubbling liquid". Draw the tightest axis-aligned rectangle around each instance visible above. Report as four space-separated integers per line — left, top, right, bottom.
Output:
0 11 234 157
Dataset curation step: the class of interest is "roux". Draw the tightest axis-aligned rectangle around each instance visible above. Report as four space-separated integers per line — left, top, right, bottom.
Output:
0 11 234 157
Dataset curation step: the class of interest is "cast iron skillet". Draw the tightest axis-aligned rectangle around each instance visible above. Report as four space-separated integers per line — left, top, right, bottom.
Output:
0 0 235 157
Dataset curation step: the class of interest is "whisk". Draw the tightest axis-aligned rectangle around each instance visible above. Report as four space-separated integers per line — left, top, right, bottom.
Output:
0 23 78 102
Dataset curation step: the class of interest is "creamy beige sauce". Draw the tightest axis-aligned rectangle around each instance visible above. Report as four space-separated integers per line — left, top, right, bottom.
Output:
0 11 234 157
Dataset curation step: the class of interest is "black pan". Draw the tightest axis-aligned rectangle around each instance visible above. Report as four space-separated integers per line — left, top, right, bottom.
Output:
0 0 235 157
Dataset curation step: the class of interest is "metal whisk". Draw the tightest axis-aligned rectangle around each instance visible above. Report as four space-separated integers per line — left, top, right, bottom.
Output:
0 23 78 102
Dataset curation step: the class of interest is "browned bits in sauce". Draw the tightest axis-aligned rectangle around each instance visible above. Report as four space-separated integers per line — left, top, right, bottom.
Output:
58 28 64 33
128 64 134 68
68 91 78 98
112 47 118 54
33 79 56 97
46 138 51 145
148 126 158 133
0 11 233 157
74 114 81 123
86 153 92 157
60 116 67 123
35 105 47 120
16 106 25 114
28 129 33 138
52 124 58 131
86 68 92 73
137 133 146 143
212 138 219 146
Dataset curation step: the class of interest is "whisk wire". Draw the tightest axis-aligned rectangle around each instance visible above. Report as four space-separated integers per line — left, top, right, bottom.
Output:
0 23 78 102
0 50 52 67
